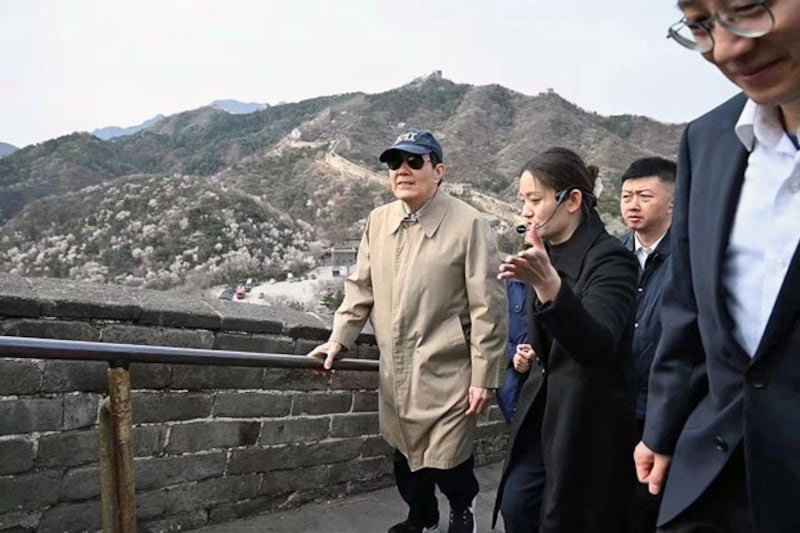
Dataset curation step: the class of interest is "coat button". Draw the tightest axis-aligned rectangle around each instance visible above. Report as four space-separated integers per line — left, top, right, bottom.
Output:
714 435 728 453
748 374 767 389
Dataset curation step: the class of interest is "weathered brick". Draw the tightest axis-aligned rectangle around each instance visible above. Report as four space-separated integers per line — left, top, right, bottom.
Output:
329 456 391 484
213 333 294 354
136 474 260 520
227 438 364 475
291 392 352 415
262 368 329 392
131 392 212 423
329 370 379 391
0 439 34 475
59 465 100 501
166 421 260 453
63 393 100 430
293 338 320 355
362 435 393 458
134 453 226 490
207 299 284 335
134 424 168 457
136 290 220 331
259 464 329 495
139 510 208 533
345 472 394 495
356 343 380 360
129 363 172 389
0 359 43 395
30 277 140 321
0 470 61 513
206 495 283 524
353 391 379 412
42 360 107 392
0 508 41 531
37 500 101 533
213 392 291 418
260 417 330 445
0 273 39 318
475 419 506 440
171 365 263 390
0 319 101 342
0 398 62 436
280 308 330 341
102 324 209 348
331 413 379 438
37 429 98 467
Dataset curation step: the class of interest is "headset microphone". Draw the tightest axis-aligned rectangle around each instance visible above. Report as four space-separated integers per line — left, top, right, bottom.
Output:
533 188 571 230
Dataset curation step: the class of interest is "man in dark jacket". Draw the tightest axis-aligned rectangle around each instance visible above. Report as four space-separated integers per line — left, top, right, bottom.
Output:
619 157 675 533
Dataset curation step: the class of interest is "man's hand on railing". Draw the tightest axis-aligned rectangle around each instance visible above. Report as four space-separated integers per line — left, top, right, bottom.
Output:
307 341 344 376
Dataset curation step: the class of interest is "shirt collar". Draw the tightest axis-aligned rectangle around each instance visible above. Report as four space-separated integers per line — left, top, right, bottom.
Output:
387 190 449 237
634 232 666 254
735 98 799 153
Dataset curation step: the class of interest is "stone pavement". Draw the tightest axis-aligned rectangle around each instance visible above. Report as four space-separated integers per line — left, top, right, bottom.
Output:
191 461 505 532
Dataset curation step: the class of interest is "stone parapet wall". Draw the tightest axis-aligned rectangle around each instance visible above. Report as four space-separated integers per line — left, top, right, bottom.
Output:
0 274 508 532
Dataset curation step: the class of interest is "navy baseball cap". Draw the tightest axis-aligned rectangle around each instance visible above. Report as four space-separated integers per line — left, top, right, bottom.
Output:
379 128 444 163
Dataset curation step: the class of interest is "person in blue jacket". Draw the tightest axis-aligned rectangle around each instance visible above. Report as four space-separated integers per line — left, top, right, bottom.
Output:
497 272 530 424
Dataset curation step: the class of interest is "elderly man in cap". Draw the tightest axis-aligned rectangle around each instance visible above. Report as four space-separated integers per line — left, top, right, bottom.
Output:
308 128 507 533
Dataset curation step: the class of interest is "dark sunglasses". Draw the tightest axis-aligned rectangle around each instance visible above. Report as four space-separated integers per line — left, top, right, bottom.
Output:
385 152 431 171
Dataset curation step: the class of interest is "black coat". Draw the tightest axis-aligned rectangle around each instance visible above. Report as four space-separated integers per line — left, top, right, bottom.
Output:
644 92 800 532
620 230 672 420
494 212 638 533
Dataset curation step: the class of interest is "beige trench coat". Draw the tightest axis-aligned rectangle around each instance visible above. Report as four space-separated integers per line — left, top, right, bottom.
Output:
330 191 507 471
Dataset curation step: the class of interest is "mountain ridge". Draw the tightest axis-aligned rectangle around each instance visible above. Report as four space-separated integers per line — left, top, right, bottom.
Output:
0 73 684 292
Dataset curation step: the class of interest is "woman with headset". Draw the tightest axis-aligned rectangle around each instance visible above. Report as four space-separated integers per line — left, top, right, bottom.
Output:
492 147 639 533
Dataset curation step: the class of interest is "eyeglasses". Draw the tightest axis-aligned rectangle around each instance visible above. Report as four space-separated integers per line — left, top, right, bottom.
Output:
385 152 431 171
667 0 775 53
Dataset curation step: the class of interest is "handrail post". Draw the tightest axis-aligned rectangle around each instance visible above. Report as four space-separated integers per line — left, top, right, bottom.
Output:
107 362 137 532
99 398 118 532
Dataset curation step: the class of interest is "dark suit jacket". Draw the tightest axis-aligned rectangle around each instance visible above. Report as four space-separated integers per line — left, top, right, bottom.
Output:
644 92 800 531
494 211 638 533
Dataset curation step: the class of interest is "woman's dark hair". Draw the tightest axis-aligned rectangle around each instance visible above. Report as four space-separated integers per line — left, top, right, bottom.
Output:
520 147 598 206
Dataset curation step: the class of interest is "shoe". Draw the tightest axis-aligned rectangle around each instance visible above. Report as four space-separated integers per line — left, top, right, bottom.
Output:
447 498 476 533
387 519 441 533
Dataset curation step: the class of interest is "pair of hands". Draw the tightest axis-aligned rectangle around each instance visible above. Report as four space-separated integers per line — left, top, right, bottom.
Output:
498 224 561 303
512 343 535 374
306 341 493 415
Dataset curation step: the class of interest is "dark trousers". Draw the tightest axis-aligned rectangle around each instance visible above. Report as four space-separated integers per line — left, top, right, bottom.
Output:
657 445 750 533
393 450 479 527
499 408 545 533
628 418 661 533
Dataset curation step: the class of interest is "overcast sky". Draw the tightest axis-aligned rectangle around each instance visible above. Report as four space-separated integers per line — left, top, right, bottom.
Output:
1 0 740 148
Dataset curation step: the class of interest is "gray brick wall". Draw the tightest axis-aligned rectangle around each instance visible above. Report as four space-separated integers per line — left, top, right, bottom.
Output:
0 274 507 532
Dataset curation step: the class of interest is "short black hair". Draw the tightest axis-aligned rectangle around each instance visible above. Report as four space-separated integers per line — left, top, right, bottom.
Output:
429 152 441 166
620 157 676 186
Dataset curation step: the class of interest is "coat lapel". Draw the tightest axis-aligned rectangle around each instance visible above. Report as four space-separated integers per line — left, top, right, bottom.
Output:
705 115 750 362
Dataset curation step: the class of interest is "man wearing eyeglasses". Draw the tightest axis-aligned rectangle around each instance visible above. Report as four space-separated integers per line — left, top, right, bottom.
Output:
308 128 507 533
634 1 800 532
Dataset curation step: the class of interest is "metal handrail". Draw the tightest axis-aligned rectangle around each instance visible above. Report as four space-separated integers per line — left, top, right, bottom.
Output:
0 335 378 371
0 334 377 532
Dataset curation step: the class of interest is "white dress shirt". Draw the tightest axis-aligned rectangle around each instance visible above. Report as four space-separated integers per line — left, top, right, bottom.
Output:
634 233 666 270
724 100 800 357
